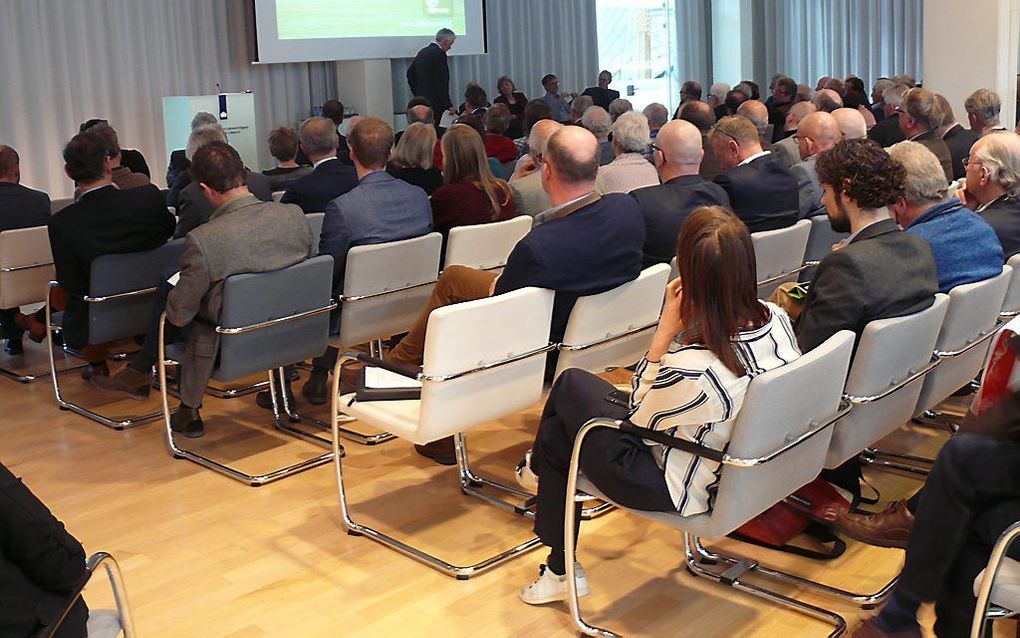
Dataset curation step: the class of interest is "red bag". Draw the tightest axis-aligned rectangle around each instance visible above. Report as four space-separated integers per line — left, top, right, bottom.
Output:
729 478 850 559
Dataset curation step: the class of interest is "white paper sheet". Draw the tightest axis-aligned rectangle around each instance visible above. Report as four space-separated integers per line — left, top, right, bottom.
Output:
364 366 421 389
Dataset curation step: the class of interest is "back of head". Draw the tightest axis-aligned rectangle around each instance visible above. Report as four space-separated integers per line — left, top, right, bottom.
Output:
679 101 716 134
812 89 843 113
964 89 1002 127
0 146 19 182
392 122 437 170
675 205 767 375
735 100 768 130
883 84 909 109
972 133 1020 197
407 104 435 125
680 80 703 101
187 124 228 161
191 112 217 131
523 99 554 134
298 116 338 160
63 131 109 183
190 141 245 194
709 115 761 149
322 99 345 125
442 124 489 184
872 78 894 100
78 118 107 134
581 106 611 139
787 101 818 129
709 82 730 102
797 83 813 102
544 126 599 186
268 127 299 163
608 98 633 121
815 139 905 209
464 83 487 109
571 95 594 118
934 94 956 128
528 119 563 159
348 117 393 170
901 87 941 131
734 82 756 100
454 115 485 138
484 103 511 135
725 90 748 113
832 108 867 139
436 28 456 45
643 103 669 130
822 77 846 96
893 74 917 88
89 124 120 159
611 111 651 153
888 141 949 206
656 119 703 166
799 111 841 150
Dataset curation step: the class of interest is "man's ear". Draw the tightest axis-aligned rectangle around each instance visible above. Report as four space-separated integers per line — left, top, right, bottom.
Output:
198 182 217 204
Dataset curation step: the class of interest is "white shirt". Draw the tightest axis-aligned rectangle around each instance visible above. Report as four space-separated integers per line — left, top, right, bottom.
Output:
737 150 771 167
313 156 337 169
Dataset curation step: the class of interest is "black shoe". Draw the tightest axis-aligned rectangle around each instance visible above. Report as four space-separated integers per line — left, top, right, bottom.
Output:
286 366 300 382
4 338 23 356
255 383 296 411
414 437 457 466
170 405 204 438
302 371 329 405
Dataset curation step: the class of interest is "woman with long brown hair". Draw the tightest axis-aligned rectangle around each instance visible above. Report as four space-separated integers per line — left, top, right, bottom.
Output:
429 123 516 239
516 205 802 605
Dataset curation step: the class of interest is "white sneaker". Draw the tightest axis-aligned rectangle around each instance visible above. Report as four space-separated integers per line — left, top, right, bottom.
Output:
515 449 539 492
519 563 590 605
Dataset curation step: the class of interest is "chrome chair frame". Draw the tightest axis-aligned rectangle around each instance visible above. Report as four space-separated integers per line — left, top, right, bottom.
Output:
971 521 1020 638
159 299 339 487
40 551 136 638
330 348 552 579
563 411 854 638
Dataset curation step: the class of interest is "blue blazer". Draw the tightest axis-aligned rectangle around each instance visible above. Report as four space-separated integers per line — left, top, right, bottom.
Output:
281 159 358 214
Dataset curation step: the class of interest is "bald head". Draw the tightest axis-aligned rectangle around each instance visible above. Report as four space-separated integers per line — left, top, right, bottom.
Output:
786 102 817 131
407 105 434 125
797 112 841 160
544 126 599 189
832 108 867 140
736 100 769 129
0 146 18 182
654 120 704 179
528 119 564 160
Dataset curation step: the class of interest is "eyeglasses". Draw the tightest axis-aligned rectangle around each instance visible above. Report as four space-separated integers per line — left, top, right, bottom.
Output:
649 143 662 154
962 156 984 169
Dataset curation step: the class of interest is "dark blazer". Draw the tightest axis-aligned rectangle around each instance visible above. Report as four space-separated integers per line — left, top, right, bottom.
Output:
407 42 452 113
796 218 939 353
630 175 731 267
48 184 176 348
280 159 358 214
942 124 981 181
912 130 955 183
868 113 906 147
0 182 51 231
980 195 1020 258
119 148 150 178
495 192 645 344
581 87 620 110
166 149 189 188
386 162 443 196
698 135 722 180
174 170 273 238
713 153 799 232
0 462 88 638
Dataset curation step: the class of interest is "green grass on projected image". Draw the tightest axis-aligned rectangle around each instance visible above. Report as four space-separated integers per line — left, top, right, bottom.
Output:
277 0 467 39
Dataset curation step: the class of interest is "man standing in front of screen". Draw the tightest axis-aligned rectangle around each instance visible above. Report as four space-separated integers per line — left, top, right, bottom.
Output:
407 28 457 127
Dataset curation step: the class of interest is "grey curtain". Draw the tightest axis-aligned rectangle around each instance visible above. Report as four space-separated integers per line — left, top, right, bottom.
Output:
391 0 599 116
0 0 337 195
675 0 714 91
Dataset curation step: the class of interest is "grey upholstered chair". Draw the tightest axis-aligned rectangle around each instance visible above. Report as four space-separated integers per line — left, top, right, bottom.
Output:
159 255 336 486
40 552 135 638
971 521 1020 638
799 213 848 282
752 218 811 297
443 215 531 272
305 212 325 248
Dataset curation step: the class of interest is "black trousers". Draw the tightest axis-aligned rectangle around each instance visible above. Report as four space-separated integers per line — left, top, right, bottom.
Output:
0 307 21 340
897 434 1020 637
531 368 675 553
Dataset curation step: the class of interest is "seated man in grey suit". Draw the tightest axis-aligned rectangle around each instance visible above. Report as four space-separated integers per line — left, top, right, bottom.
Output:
510 119 560 218
791 112 840 218
173 124 272 237
294 117 433 405
94 141 315 438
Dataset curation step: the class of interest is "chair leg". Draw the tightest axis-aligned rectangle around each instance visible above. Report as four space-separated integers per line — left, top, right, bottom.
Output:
860 447 934 477
0 333 87 383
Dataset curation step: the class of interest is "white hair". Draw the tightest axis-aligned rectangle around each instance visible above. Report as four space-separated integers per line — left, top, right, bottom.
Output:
435 28 456 44
888 141 948 205
611 111 651 154
974 133 1020 197
883 84 909 108
581 106 611 139
608 98 633 121
191 112 217 131
965 89 1002 127
186 124 227 161
709 83 730 101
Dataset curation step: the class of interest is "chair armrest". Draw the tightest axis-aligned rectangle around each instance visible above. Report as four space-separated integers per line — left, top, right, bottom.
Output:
619 421 726 463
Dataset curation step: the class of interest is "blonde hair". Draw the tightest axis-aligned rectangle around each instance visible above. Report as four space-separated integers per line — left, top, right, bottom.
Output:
441 124 511 220
392 122 436 170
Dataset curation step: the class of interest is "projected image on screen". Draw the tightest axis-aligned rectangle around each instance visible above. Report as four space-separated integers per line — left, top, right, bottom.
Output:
277 0 468 39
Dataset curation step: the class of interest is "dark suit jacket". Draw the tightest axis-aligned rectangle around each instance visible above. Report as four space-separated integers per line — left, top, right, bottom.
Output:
495 192 645 344
0 462 88 638
796 218 939 353
631 175 730 267
698 135 721 180
174 170 272 238
48 184 176 347
980 195 1020 258
166 149 189 188
713 153 799 232
119 148 150 178
942 124 981 181
868 113 906 147
581 87 620 110
0 182 51 231
280 159 358 214
912 130 954 183
407 42 452 113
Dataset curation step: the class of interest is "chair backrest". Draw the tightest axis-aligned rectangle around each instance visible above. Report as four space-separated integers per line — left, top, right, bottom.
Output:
915 267 1012 415
337 232 442 347
0 226 54 308
1000 254 1020 317
50 197 74 214
306 212 325 248
213 255 334 381
752 219 812 297
443 216 531 271
415 287 555 441
800 214 847 282
87 240 186 344
272 191 285 203
825 294 949 468
705 330 854 536
554 264 671 378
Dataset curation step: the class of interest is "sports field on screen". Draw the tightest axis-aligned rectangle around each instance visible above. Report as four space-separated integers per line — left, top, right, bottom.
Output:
276 0 467 39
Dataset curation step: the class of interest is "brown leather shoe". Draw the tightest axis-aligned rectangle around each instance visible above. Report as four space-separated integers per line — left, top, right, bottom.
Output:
836 500 914 549
414 437 457 466
850 618 921 637
81 361 110 381
14 312 46 343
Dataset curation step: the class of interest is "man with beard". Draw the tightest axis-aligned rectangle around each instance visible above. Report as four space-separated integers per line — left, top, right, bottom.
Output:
794 139 939 353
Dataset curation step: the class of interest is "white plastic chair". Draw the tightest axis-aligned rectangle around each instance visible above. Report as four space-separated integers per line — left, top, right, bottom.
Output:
752 219 812 297
40 552 135 638
971 521 1020 637
272 190 285 203
443 215 531 271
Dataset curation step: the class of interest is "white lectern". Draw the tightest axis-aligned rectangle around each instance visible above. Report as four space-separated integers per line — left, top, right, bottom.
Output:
162 93 259 171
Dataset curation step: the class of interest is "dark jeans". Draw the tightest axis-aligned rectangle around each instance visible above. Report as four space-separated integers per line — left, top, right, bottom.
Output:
531 368 675 555
0 307 21 340
897 434 1020 637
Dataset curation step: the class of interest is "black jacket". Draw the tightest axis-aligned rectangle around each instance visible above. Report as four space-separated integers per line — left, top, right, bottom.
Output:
0 183 51 231
980 195 1020 258
166 149 189 188
280 159 358 214
631 175 730 267
119 148 150 178
174 170 273 238
942 124 981 181
0 462 88 638
868 113 906 147
407 42 452 113
581 87 620 110
713 153 799 232
796 218 939 353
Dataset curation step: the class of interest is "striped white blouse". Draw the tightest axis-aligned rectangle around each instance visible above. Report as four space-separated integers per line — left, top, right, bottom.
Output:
628 302 801 517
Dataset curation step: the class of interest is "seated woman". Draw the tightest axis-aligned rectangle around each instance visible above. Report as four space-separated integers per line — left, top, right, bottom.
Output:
516 205 802 605
494 75 528 139
387 122 444 196
430 123 516 244
459 83 489 121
